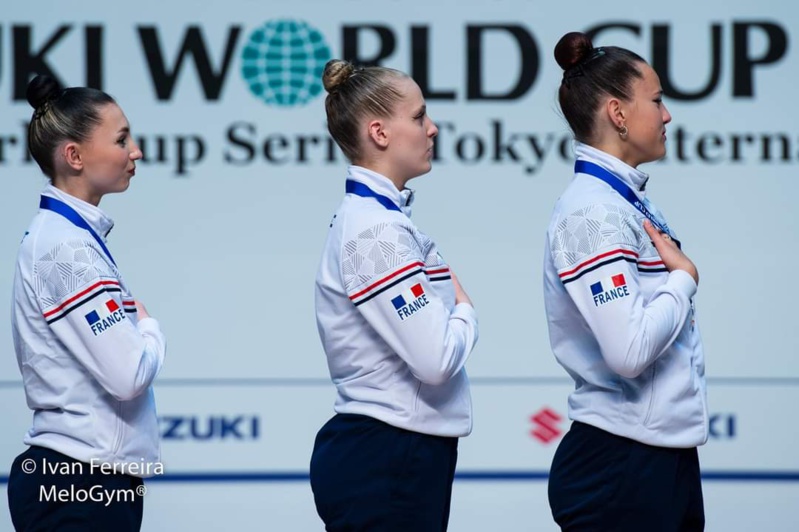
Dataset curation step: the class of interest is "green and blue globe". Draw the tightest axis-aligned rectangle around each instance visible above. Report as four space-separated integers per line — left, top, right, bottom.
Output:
241 20 332 107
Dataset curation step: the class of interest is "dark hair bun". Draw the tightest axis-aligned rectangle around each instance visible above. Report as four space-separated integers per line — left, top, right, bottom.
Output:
322 59 355 93
554 32 595 71
26 75 62 111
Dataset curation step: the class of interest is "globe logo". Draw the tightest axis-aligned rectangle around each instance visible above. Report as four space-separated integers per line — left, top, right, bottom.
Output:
241 20 332 107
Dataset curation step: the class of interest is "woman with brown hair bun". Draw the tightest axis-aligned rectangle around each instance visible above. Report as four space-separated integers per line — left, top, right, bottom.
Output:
8 75 166 531
543 32 708 531
310 59 479 531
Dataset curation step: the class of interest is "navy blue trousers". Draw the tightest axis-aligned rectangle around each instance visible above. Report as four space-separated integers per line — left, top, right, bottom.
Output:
549 421 705 531
310 413 459 532
7 446 144 532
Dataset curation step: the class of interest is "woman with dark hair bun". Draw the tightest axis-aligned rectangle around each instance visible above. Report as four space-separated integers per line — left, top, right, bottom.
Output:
543 32 707 531
8 75 166 531
310 59 479 531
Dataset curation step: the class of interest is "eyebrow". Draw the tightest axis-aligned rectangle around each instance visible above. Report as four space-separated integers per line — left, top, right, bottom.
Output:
117 126 130 135
414 104 426 116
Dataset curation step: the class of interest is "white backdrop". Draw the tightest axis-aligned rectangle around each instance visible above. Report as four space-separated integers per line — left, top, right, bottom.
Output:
1 0 797 530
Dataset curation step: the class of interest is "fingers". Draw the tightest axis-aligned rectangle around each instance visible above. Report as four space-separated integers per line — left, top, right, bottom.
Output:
643 220 675 250
642 221 699 284
643 219 662 242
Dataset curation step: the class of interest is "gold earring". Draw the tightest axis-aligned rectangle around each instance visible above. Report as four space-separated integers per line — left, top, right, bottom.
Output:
619 125 628 140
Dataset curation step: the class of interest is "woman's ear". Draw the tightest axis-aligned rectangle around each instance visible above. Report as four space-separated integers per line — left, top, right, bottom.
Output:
605 98 626 130
61 142 84 172
366 119 390 149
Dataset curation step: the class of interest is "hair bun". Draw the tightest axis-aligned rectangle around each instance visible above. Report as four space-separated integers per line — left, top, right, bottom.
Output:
322 59 355 93
554 32 595 71
26 75 63 111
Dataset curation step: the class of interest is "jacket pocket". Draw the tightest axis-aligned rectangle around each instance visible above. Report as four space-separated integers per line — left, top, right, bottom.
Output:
111 400 124 456
642 363 657 426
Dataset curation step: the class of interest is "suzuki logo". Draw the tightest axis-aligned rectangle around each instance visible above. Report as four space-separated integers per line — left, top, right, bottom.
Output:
708 413 737 440
530 407 563 444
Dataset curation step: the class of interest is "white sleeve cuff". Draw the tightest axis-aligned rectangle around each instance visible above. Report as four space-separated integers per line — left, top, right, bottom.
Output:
668 269 698 299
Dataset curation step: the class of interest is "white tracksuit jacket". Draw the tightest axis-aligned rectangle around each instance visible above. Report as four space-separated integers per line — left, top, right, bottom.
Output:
544 143 708 448
12 185 166 475
315 166 479 437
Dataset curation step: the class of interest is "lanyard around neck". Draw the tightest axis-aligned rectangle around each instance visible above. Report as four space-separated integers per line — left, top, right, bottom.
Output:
345 180 402 212
574 160 677 243
39 195 117 267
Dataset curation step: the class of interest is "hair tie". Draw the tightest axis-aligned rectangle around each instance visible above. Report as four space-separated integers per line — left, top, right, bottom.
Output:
32 89 65 120
562 47 606 87
33 100 52 120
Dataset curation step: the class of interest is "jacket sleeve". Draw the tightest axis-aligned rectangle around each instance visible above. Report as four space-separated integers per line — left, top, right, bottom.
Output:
552 210 696 378
35 241 166 401
343 225 478 386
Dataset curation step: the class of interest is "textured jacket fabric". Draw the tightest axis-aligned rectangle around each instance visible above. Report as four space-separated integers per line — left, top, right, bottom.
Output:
12 185 166 475
315 166 478 437
544 144 708 448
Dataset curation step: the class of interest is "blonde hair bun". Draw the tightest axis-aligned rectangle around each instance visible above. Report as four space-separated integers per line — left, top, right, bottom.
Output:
323 59 355 93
